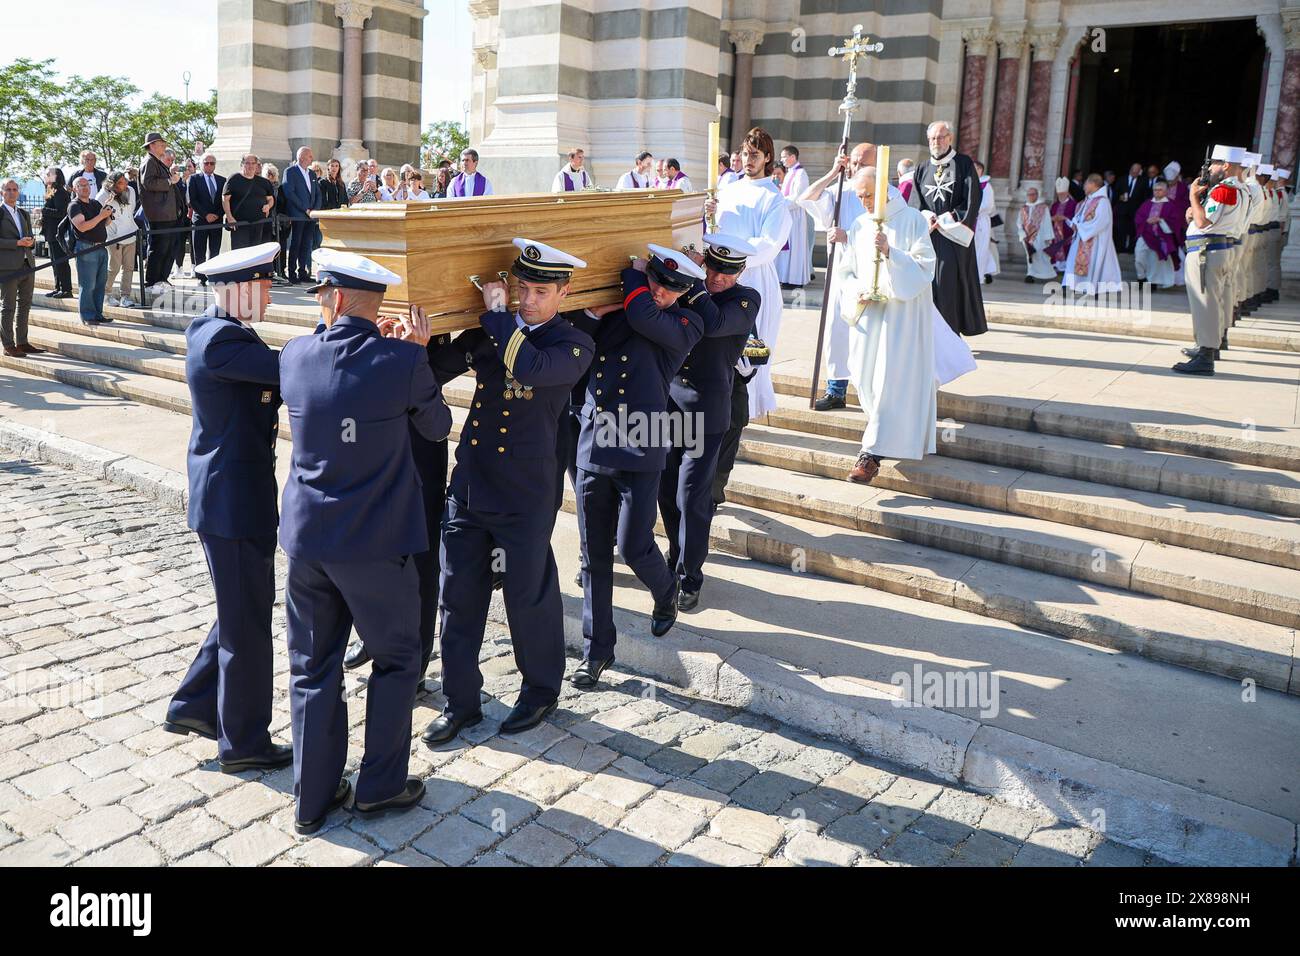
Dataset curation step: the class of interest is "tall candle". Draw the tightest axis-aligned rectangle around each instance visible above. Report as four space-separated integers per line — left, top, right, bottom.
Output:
708 121 719 192
873 144 890 219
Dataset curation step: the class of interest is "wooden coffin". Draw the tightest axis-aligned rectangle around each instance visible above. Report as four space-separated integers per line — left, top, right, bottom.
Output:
313 190 706 333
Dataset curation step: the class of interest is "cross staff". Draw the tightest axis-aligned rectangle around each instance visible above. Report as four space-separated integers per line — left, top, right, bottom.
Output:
808 24 885 409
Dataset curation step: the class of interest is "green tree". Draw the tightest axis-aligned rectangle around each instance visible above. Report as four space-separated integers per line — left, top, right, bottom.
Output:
421 120 469 168
55 74 142 171
128 90 218 161
0 58 64 177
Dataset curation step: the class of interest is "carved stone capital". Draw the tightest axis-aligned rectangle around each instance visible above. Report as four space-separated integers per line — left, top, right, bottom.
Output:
963 27 994 57
473 45 497 72
1026 26 1062 61
996 30 1026 59
1284 9 1300 51
729 29 764 56
467 0 498 19
335 0 373 30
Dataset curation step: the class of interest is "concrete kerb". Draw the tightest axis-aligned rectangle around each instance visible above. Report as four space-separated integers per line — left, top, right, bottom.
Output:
2 418 1293 866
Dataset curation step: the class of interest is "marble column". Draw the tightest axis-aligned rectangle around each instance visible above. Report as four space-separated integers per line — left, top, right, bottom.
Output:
1273 12 1300 173
958 28 993 159
333 0 372 168
989 31 1024 178
1020 28 1060 184
729 29 763 147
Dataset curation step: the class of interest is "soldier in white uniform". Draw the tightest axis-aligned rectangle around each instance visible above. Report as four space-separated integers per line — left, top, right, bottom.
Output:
1174 145 1249 377
1238 153 1266 316
1269 168 1292 301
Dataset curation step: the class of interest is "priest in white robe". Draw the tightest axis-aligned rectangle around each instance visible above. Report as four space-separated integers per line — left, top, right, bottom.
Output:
1018 187 1056 281
1063 173 1123 295
835 166 938 484
776 146 813 286
615 151 654 190
974 161 1000 282
797 143 873 410
711 128 792 420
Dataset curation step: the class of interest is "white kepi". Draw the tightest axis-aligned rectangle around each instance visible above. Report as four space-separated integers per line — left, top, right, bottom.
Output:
194 241 281 284
307 248 402 291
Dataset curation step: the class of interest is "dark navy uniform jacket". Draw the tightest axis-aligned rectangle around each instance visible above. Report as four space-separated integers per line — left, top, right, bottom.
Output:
672 281 759 435
185 305 281 540
571 268 703 473
431 310 594 514
278 315 452 562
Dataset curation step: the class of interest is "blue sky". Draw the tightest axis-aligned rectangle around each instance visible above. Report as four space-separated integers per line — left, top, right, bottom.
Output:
9 0 472 128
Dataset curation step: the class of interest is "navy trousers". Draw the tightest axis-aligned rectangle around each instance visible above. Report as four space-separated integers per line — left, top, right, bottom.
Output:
438 495 565 720
577 467 675 662
658 428 725 593
553 405 581 515
169 532 277 761
411 432 449 672
285 555 421 823
191 221 222 269
289 219 314 277
712 370 753 505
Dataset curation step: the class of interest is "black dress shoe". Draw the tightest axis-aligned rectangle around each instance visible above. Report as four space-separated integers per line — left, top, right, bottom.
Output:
813 392 846 411
500 699 557 734
219 742 294 773
343 640 370 670
677 587 700 612
1172 348 1215 376
421 710 483 746
354 777 425 818
19 344 47 354
651 582 678 637
573 568 583 588
570 656 613 689
163 714 218 740
1180 344 1219 359
296 778 351 835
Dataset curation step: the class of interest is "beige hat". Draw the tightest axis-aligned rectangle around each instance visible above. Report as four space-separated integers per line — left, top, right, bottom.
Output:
1054 177 1070 193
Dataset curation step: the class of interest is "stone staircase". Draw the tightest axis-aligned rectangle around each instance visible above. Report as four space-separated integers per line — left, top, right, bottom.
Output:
6 283 1299 698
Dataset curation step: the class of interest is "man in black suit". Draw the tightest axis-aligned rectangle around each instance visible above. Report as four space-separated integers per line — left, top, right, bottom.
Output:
1068 169 1086 202
0 179 45 358
1115 162 1148 253
188 153 226 279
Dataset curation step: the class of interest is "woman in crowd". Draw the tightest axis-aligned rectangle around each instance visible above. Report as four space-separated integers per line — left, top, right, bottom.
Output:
378 167 401 200
431 167 452 199
41 167 73 299
96 171 139 308
263 163 290 281
320 158 348 210
347 160 379 204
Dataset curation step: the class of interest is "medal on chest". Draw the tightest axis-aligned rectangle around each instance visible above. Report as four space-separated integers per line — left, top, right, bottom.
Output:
503 375 534 400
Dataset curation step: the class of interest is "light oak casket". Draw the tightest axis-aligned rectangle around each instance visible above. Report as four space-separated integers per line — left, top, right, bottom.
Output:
313 190 707 334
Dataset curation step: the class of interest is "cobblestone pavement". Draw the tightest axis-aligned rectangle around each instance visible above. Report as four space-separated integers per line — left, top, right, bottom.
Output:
0 458 1169 867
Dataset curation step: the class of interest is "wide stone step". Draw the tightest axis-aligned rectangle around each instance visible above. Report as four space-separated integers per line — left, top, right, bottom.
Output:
769 372 1300 472
756 394 1300 520
27 296 308 349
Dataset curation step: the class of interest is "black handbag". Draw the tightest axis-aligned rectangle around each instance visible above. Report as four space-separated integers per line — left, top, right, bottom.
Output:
990 213 1004 228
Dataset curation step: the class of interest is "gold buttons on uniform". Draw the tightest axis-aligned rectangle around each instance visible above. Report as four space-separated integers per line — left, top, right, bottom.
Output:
599 355 606 362
475 401 482 408
499 427 507 434
595 389 602 396
621 372 627 379
596 406 603 412
471 438 478 446
498 446 505 453
621 355 628 362
596 372 602 378
502 410 509 417
477 382 484 390
618 388 625 394
472 420 479 426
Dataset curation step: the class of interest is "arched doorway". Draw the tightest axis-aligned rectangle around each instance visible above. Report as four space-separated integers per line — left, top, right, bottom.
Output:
1066 20 1265 177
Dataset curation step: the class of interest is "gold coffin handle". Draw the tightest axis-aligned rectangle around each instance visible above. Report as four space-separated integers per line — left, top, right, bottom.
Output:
468 270 510 290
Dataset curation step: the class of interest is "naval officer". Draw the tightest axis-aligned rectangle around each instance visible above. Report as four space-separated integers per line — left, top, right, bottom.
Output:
279 252 451 834
568 246 705 689
422 239 595 745
658 234 760 611
165 241 292 774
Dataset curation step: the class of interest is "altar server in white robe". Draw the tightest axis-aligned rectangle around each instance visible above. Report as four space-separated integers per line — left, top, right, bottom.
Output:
834 166 938 485
974 161 1000 282
776 146 813 287
709 126 792 420
1018 187 1056 281
1063 173 1123 296
798 142 873 410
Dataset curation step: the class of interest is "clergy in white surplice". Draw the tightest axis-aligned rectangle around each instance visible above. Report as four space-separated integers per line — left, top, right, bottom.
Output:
776 146 813 287
1063 174 1123 296
797 143 873 410
974 161 1000 282
834 166 939 485
713 128 792 421
1018 187 1056 281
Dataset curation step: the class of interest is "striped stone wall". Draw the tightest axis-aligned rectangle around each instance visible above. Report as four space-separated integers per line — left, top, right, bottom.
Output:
211 0 425 177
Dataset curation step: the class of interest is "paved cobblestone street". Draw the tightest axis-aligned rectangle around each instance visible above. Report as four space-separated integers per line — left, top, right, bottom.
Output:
0 458 1167 867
